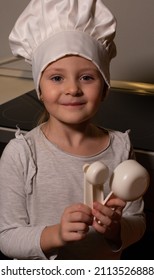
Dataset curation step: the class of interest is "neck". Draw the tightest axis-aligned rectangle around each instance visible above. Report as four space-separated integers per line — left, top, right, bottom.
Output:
41 118 108 156
42 118 96 147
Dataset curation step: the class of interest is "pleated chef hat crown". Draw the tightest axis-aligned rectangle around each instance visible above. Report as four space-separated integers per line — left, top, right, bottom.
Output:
9 0 117 98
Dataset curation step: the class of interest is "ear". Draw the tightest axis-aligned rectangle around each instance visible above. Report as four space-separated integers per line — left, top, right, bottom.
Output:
39 86 43 102
101 82 108 102
39 95 44 103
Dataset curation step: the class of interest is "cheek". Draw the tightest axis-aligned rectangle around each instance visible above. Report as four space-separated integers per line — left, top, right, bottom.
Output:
39 79 52 98
40 85 54 102
41 95 55 107
89 85 102 103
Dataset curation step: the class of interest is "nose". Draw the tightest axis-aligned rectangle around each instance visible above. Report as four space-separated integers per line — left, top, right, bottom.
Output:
65 79 82 96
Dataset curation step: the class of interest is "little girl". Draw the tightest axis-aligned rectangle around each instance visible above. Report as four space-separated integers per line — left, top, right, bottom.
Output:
0 0 145 260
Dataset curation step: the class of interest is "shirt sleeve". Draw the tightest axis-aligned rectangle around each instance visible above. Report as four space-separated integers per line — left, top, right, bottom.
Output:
120 198 146 249
0 140 47 259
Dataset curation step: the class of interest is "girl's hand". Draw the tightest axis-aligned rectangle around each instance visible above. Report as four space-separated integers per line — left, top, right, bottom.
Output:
59 203 93 244
92 196 126 244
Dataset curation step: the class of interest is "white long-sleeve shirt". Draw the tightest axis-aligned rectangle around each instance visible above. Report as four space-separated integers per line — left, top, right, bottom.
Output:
0 126 146 259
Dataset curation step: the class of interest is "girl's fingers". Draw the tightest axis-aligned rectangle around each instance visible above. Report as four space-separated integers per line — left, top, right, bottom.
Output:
64 203 92 216
93 201 114 218
92 208 112 226
106 197 126 209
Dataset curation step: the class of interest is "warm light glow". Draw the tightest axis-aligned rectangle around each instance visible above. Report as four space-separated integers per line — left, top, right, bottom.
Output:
111 80 154 96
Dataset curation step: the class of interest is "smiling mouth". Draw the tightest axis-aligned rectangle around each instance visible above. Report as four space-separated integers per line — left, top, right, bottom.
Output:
62 102 86 106
65 103 85 106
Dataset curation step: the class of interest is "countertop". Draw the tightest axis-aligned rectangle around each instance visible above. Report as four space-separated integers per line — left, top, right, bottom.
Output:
0 57 34 104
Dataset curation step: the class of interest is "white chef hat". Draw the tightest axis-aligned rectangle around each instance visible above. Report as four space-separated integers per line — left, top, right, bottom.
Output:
9 0 117 98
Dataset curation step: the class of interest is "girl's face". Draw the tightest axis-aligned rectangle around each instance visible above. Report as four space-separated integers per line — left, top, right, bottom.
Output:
40 55 105 125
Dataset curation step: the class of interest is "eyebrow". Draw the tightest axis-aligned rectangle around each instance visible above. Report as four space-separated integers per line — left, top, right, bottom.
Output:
45 67 65 72
45 66 99 74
